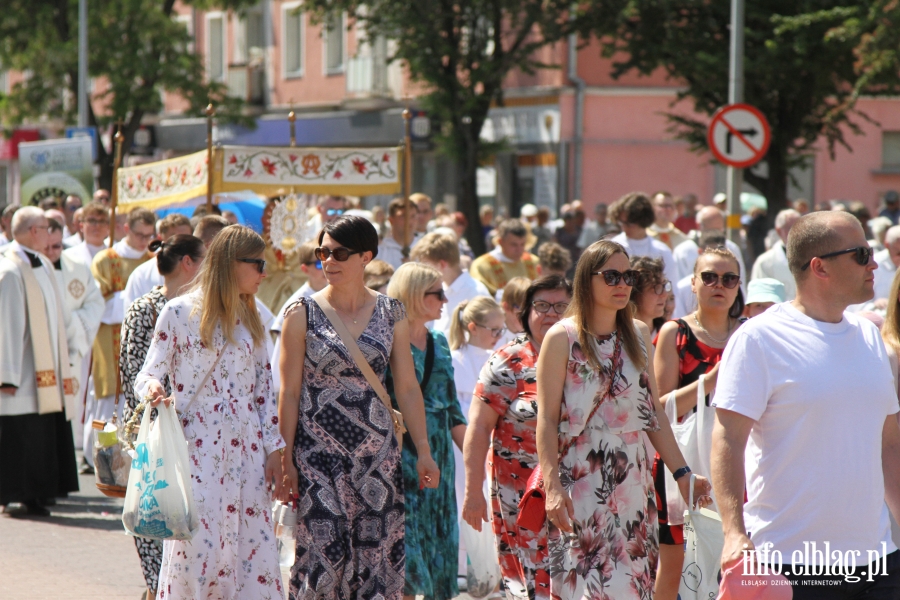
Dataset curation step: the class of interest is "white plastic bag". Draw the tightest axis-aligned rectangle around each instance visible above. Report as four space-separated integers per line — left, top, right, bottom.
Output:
679 474 724 600
664 373 716 525
460 482 501 598
122 403 198 541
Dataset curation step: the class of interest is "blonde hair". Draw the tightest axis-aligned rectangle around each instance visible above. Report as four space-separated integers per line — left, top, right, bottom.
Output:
192 225 266 349
570 240 646 371
883 267 900 352
386 262 442 321
449 296 502 350
501 276 531 310
364 259 395 291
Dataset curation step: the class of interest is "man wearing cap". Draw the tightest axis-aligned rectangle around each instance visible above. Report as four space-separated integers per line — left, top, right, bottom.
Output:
648 191 689 250
743 278 785 318
880 190 900 226
750 208 801 301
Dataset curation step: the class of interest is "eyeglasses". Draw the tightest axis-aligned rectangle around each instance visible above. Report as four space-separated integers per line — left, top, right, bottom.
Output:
800 246 872 271
532 300 569 315
48 243 63 251
315 246 360 262
593 269 639 287
325 209 345 217
130 231 155 241
424 289 447 302
237 258 267 273
699 271 741 289
650 280 673 295
475 323 507 338
303 260 323 270
32 225 51 232
84 218 106 226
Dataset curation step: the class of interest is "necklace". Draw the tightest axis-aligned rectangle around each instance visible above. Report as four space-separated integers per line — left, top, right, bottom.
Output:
333 297 371 324
693 313 731 345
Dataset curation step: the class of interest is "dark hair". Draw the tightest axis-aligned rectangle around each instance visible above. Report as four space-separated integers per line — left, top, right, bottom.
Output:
318 215 379 259
194 215 230 246
615 192 655 228
47 217 64 234
149 234 205 276
694 246 745 319
629 255 665 303
518 275 572 339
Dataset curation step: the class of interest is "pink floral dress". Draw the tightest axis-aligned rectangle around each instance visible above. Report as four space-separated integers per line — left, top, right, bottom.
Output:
135 291 286 599
547 319 659 600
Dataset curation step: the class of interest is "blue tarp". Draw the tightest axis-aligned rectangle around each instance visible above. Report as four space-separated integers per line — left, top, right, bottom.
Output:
152 193 267 234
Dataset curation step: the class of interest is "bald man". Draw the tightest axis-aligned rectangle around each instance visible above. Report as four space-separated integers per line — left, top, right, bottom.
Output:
750 209 802 300
672 206 747 286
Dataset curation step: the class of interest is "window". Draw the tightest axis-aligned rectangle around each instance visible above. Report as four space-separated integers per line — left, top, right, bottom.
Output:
883 132 900 169
175 14 194 53
324 11 345 74
206 13 225 82
235 10 264 65
283 3 304 78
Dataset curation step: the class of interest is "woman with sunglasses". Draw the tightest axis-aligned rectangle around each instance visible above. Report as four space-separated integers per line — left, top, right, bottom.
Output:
386 262 466 600
651 245 745 600
135 225 287 599
278 216 439 600
536 241 711 600
461 275 572 600
629 255 672 337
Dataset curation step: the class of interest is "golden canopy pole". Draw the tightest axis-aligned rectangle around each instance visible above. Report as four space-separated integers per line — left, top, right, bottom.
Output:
108 123 125 249
205 103 215 213
289 109 296 148
401 107 413 258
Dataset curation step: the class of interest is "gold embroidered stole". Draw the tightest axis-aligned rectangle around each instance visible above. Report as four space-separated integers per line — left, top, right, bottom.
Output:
5 249 75 414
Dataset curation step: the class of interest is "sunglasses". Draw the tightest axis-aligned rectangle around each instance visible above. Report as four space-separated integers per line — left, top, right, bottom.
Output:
237 258 267 273
699 271 741 289
532 300 569 315
424 289 447 302
303 260 323 270
800 246 872 271
475 323 507 338
325 209 345 217
594 269 639 287
314 246 360 262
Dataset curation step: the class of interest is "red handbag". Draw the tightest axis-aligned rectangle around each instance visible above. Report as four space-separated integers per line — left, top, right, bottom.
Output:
516 335 622 533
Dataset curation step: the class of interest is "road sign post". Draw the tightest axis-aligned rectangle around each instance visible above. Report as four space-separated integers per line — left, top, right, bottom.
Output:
727 0 745 244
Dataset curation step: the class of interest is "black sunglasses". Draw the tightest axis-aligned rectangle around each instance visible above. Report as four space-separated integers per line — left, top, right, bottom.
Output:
594 269 639 287
424 289 447 302
800 246 872 271
237 258 266 273
699 271 741 289
315 246 360 262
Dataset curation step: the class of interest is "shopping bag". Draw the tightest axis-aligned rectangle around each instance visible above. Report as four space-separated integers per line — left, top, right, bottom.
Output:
679 474 725 600
122 402 198 541
460 482 501 598
665 373 716 525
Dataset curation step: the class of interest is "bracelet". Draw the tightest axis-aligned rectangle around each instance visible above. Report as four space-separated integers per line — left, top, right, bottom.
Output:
673 465 692 481
277 447 286 456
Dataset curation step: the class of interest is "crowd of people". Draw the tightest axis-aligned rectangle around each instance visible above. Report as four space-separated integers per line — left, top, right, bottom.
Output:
1 186 900 600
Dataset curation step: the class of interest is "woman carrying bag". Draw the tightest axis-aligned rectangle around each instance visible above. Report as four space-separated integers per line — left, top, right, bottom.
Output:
277 216 440 600
535 240 712 600
135 225 286 599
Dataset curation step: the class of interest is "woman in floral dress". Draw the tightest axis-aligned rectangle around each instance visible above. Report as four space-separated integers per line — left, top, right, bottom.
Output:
136 225 286 599
278 216 440 600
461 275 572 600
535 241 711 600
120 235 205 599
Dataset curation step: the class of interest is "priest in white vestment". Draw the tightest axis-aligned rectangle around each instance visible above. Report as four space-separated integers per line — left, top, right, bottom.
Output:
749 208 801 301
0 207 79 516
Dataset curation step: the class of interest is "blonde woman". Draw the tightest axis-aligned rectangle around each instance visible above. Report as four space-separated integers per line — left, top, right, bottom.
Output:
387 262 466 600
136 225 286 599
882 268 900 392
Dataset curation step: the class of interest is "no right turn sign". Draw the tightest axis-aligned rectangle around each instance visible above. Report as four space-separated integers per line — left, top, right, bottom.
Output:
707 103 771 168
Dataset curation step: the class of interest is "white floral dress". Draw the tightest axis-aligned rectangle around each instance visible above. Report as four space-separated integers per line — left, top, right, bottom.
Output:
135 291 286 600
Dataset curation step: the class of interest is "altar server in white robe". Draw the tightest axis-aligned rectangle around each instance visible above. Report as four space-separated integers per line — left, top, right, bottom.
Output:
0 207 79 516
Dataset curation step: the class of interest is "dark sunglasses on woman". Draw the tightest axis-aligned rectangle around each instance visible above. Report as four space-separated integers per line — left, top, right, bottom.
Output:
237 258 267 273
699 271 741 289
424 289 447 302
800 246 872 271
315 246 360 262
593 269 639 287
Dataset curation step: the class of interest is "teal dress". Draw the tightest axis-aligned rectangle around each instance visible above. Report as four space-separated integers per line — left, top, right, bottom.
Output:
388 329 466 600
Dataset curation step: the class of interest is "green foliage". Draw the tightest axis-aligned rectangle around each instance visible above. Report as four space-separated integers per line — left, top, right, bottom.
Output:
588 0 883 213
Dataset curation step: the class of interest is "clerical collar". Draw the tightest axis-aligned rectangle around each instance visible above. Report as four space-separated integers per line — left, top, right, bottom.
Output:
23 249 43 268
54 259 62 270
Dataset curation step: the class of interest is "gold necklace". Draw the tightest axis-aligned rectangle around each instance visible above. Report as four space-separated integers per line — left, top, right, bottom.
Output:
335 298 370 324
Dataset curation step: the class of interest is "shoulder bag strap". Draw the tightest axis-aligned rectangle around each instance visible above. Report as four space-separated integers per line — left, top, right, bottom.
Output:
312 292 394 412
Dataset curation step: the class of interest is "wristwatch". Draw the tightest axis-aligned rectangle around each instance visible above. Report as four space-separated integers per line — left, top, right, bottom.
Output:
673 465 692 481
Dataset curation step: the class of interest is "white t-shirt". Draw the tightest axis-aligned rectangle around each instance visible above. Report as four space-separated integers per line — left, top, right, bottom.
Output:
122 257 163 313
714 302 899 563
432 272 491 335
610 232 678 285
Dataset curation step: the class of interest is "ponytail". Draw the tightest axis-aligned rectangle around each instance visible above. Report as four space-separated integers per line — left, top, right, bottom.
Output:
448 300 470 351
153 234 205 276
448 296 503 351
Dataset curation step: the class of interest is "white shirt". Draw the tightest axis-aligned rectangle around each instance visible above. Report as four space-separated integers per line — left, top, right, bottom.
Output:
611 232 678 285
873 248 897 302
122 257 163 313
671 274 694 320
63 232 82 248
432 272 492 335
98 240 146 325
714 303 898 562
451 344 493 418
64 240 105 268
377 233 422 270
271 283 317 334
672 238 747 294
749 240 796 300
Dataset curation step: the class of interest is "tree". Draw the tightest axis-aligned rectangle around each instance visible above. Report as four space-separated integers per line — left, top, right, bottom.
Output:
302 0 587 254
589 1 882 219
0 0 254 191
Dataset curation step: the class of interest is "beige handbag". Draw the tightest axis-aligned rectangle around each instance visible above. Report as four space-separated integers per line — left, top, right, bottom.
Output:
312 292 407 438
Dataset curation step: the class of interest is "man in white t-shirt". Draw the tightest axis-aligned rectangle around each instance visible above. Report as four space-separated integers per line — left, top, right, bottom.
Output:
410 231 491 334
712 211 900 596
609 192 678 284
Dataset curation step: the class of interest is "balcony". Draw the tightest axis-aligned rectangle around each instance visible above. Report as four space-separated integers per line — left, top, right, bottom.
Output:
227 63 265 106
344 38 401 110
